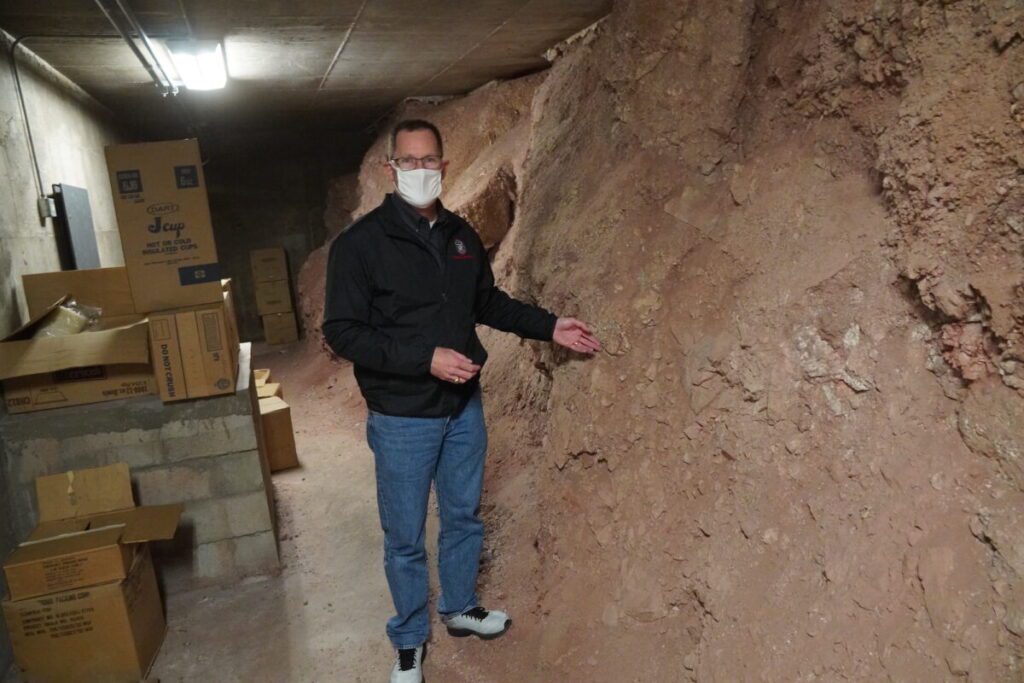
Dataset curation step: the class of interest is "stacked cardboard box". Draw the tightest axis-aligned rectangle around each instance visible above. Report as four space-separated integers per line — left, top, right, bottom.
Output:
103 139 241 403
148 279 240 402
105 139 222 313
256 382 283 399
2 463 181 682
252 368 300 472
251 248 299 345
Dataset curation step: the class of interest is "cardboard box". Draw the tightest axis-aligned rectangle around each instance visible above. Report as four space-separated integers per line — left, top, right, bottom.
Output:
105 139 223 313
257 382 283 400
0 298 155 414
3 463 182 601
255 278 292 315
262 311 299 345
258 396 299 472
250 247 288 283
3 546 166 683
23 267 136 319
254 368 271 386
245 358 278 537
148 281 239 402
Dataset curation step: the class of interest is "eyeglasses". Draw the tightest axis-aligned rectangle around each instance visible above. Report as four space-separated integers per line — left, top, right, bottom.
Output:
390 155 444 171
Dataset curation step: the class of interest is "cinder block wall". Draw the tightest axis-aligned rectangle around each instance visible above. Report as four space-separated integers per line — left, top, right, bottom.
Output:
0 348 278 595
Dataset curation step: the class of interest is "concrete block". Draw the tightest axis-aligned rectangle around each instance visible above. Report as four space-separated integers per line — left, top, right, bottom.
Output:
162 414 259 462
0 381 253 447
194 530 279 580
108 439 166 470
9 432 165 485
208 449 266 497
183 492 274 545
7 487 37 541
12 437 62 484
233 530 280 573
134 465 212 505
57 428 161 467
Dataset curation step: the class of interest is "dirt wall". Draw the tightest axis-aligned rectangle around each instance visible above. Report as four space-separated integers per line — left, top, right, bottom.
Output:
301 1 1023 679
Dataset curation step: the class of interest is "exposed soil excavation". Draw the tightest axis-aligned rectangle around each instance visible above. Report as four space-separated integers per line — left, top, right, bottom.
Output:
299 1 1024 680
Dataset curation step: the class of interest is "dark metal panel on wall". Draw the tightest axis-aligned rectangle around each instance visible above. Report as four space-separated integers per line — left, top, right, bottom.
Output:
51 183 101 270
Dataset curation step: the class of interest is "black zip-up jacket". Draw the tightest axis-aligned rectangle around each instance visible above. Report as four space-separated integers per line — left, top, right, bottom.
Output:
323 194 558 417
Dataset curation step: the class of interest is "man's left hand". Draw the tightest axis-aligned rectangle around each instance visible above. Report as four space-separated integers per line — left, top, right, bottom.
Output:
553 317 602 355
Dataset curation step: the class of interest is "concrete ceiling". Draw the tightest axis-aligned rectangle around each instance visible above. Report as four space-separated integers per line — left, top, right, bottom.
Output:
0 0 611 145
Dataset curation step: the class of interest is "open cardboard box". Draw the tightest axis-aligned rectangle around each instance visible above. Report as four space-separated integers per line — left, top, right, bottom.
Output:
3 463 182 601
2 463 181 683
22 267 137 320
0 292 155 414
4 546 167 683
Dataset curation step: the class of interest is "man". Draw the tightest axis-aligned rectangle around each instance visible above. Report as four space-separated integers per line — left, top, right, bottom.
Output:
323 119 601 683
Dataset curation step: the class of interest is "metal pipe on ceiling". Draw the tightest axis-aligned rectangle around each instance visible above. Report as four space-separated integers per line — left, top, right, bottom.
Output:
111 0 179 96
93 0 178 97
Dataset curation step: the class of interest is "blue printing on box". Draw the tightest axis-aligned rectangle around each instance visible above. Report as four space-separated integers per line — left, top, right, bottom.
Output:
178 263 222 285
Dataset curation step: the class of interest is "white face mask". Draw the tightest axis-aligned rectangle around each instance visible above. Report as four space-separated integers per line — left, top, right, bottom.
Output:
394 167 442 208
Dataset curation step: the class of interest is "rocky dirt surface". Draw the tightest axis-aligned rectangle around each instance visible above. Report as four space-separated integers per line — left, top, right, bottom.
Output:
299 1 1024 680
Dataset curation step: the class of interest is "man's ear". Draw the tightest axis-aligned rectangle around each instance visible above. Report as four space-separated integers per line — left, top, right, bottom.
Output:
441 159 449 181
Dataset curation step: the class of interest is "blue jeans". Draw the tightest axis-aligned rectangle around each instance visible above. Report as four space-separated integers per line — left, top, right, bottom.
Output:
366 390 487 649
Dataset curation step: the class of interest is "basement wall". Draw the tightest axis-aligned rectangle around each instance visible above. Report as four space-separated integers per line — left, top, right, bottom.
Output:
0 34 125 338
205 140 364 342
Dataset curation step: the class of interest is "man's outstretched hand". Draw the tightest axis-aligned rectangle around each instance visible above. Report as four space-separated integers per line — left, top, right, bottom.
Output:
431 347 481 384
553 317 602 355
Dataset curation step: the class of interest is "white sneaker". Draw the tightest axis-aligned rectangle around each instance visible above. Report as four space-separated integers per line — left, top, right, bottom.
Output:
390 644 425 683
443 606 512 640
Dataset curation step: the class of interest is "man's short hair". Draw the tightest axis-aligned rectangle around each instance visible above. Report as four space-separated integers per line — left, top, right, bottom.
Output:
387 119 444 159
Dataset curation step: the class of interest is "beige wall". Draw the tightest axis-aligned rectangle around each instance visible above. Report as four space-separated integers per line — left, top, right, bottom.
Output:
0 32 125 337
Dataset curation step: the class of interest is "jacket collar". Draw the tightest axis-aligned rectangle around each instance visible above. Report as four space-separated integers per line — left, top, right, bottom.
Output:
381 193 452 241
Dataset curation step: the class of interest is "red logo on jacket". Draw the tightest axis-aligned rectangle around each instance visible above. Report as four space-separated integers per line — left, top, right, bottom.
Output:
452 238 473 260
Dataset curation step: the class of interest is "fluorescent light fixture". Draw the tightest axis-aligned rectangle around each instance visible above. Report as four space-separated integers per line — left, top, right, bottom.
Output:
162 40 227 91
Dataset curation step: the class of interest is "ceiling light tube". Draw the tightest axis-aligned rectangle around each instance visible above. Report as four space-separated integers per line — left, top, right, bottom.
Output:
165 40 227 91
